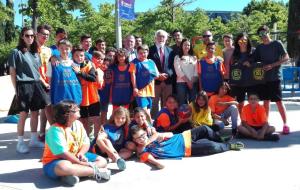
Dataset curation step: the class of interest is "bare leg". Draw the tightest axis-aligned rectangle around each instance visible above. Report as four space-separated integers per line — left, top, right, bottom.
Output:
44 105 53 125
54 160 94 177
119 148 133 160
39 109 47 135
96 138 120 162
30 111 39 132
18 111 28 136
100 111 107 126
94 156 108 168
263 100 270 118
237 125 258 139
90 116 101 137
276 101 287 125
145 153 164 169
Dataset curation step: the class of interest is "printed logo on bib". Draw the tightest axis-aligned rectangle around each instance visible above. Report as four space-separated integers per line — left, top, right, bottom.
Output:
231 69 242 81
253 68 264 81
118 74 125 82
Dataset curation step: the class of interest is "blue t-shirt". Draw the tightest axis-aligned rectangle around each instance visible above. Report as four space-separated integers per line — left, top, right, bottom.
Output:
143 134 185 159
104 124 128 151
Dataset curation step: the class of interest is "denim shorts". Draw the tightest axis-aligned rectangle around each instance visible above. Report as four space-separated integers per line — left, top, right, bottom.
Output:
43 152 98 179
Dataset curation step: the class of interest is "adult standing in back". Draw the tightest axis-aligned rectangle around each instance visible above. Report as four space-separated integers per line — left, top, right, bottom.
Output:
148 30 173 117
124 35 137 62
8 27 50 153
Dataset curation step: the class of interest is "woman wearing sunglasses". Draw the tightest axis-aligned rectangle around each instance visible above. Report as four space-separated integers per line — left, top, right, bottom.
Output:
8 27 51 154
230 32 256 115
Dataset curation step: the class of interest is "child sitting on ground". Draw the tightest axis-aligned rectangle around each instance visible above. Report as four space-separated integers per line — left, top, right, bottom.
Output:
237 93 280 141
190 91 217 130
91 107 132 170
42 100 110 186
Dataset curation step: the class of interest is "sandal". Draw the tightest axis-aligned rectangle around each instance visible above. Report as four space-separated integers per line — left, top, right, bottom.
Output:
229 141 244 151
282 125 290 135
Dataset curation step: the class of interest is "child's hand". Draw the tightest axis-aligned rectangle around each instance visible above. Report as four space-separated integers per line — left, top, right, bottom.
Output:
133 88 139 97
72 65 81 73
50 56 59 66
77 153 88 162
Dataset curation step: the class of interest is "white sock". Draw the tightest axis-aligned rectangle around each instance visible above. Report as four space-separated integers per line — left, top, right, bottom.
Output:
18 136 24 143
31 132 38 141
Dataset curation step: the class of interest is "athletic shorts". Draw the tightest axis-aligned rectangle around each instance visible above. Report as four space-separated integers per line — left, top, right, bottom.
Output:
256 81 282 102
230 86 247 102
16 81 50 112
136 97 152 109
80 102 100 118
43 152 98 179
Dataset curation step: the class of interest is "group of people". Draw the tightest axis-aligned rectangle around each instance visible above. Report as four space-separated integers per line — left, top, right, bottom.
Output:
8 23 290 186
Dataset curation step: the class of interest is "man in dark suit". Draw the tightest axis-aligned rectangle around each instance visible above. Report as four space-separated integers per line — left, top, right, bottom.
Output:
148 29 174 117
169 29 183 94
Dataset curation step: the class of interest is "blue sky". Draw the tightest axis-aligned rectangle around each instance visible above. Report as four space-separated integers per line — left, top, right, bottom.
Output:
2 0 288 26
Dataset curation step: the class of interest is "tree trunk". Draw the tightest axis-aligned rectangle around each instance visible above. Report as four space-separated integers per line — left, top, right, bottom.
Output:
31 0 38 32
4 0 14 42
287 0 300 63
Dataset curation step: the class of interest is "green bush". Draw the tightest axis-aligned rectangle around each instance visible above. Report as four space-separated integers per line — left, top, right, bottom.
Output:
0 40 17 65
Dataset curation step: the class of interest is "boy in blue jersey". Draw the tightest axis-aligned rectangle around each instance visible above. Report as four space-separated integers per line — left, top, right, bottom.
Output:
129 45 159 118
131 125 244 169
47 40 82 105
198 42 225 97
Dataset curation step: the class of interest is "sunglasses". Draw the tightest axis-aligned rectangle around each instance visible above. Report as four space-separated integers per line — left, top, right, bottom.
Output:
24 34 34 38
238 39 247 44
39 32 49 37
134 132 147 140
258 31 268 38
203 35 211 38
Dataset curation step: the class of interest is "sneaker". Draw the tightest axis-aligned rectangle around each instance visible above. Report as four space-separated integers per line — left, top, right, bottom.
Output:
116 158 126 170
94 168 111 182
229 141 244 151
61 175 79 186
264 134 280 141
282 125 290 135
16 141 29 154
29 139 45 148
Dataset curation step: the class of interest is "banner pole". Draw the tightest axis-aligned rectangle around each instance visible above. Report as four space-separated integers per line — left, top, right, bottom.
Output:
115 0 122 48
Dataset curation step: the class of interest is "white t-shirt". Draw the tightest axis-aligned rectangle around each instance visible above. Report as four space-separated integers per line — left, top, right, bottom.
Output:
174 55 198 82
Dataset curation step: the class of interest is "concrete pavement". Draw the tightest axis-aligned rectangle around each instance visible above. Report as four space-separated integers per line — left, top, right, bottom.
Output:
0 75 300 190
0 102 299 190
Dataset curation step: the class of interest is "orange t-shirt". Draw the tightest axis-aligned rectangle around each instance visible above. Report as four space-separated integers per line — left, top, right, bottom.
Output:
208 94 235 115
241 104 267 127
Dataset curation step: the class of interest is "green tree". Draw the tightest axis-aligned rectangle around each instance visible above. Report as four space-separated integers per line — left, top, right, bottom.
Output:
287 0 300 59
4 0 15 42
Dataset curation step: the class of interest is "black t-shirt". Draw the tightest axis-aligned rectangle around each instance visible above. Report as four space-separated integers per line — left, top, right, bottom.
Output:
253 40 287 81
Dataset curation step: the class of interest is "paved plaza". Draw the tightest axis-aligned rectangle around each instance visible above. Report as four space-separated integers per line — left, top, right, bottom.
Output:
0 76 299 190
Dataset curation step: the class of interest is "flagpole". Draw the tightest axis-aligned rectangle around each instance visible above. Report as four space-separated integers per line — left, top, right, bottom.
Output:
115 0 122 48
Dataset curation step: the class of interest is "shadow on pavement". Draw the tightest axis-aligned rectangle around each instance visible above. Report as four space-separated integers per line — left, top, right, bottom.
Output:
0 168 61 189
0 132 43 161
235 131 300 149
